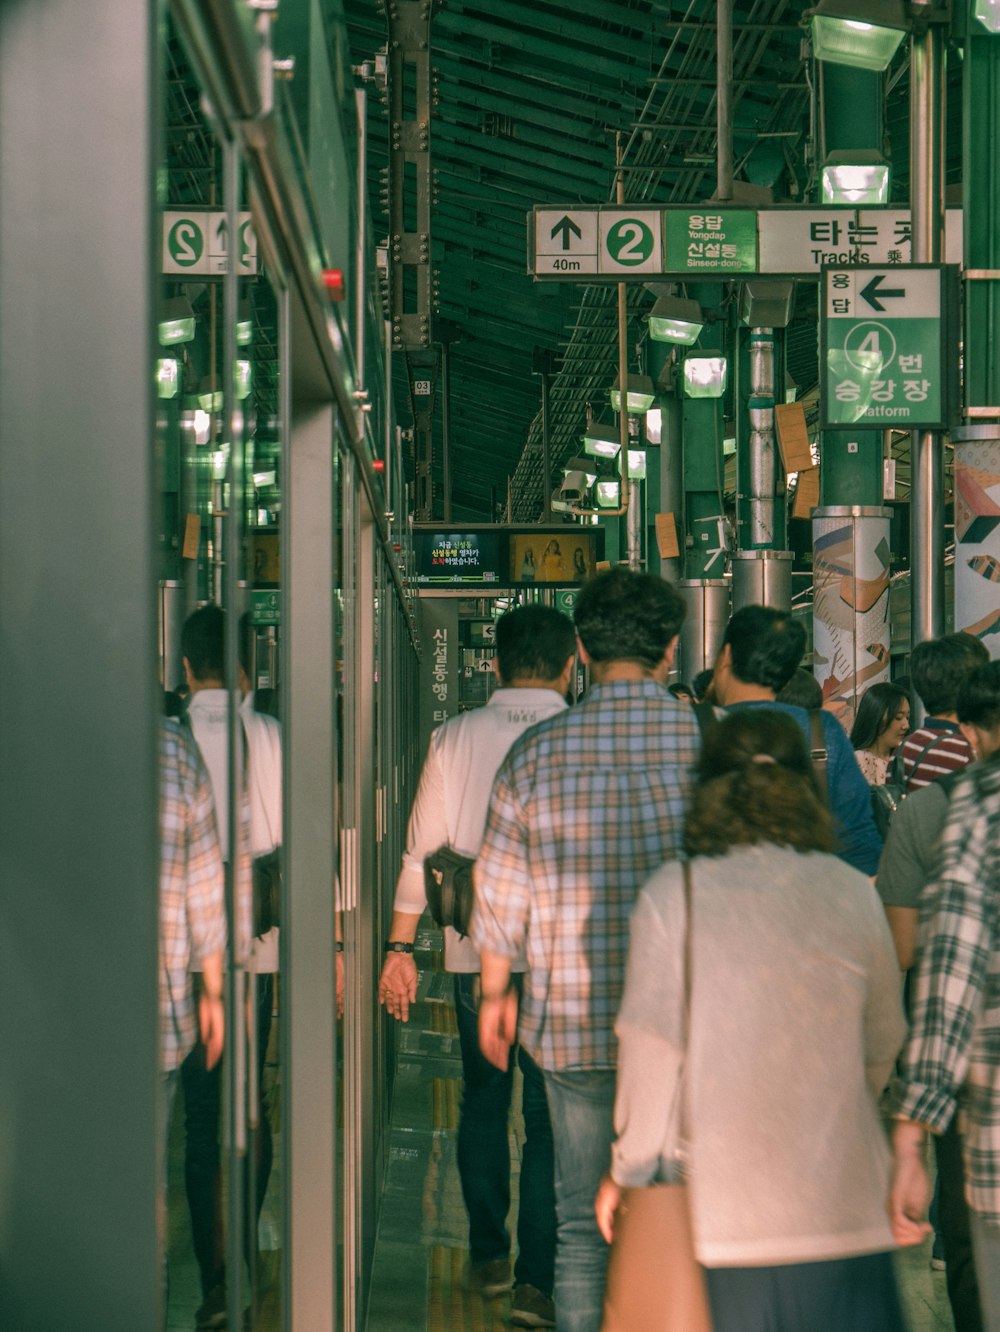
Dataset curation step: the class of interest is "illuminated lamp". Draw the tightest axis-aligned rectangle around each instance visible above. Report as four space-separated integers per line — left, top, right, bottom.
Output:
156 358 179 399
821 150 890 205
682 356 728 399
158 296 196 346
609 373 656 414
595 479 621 508
582 424 622 458
806 0 910 73
647 294 705 346
975 0 1000 31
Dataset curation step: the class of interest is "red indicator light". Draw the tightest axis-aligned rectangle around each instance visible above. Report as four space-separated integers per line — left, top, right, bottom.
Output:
322 269 346 300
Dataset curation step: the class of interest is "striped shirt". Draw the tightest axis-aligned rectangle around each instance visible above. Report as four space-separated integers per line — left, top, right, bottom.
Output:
159 720 227 1071
901 720 974 792
470 679 700 1072
893 755 1000 1223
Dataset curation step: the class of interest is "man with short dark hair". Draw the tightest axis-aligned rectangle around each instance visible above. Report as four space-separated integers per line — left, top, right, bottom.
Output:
472 570 700 1332
379 603 576 1329
711 604 882 875
900 633 990 790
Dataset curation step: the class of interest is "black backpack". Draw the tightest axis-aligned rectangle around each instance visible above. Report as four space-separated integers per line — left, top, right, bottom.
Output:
869 732 950 839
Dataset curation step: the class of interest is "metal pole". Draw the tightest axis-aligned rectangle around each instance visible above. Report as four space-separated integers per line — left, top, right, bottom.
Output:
441 340 452 521
909 22 945 648
354 86 367 398
716 0 734 200
615 132 635 566
540 369 552 522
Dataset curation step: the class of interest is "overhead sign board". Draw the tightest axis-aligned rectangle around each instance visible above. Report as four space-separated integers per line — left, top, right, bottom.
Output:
532 208 661 276
820 265 957 430
162 210 258 275
529 206 963 280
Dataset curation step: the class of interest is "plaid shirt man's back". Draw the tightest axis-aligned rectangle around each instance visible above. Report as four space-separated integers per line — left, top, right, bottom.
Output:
471 679 700 1072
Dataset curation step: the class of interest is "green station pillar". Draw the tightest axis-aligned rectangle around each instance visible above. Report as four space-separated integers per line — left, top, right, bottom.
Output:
817 63 884 508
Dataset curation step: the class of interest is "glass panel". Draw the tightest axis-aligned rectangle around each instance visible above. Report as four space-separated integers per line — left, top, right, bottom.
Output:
156 18 286 1328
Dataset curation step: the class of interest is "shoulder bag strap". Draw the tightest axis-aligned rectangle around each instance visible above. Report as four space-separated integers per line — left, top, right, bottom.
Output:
902 730 949 791
692 700 718 744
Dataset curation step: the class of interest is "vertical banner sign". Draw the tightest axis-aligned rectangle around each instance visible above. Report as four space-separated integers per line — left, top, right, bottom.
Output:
821 266 954 430
954 438 1000 657
419 598 459 759
811 506 892 727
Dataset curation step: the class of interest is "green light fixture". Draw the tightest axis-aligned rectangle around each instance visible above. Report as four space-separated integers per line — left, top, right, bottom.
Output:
647 294 705 346
622 449 647 481
582 424 622 458
595 479 621 508
236 299 253 347
235 359 253 400
974 0 1000 30
156 357 180 399
197 377 224 413
158 296 196 346
806 0 910 73
821 150 891 205
609 373 657 415
682 356 728 399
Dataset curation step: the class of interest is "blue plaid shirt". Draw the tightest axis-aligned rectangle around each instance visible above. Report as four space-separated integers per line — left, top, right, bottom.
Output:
471 679 700 1072
893 756 1000 1223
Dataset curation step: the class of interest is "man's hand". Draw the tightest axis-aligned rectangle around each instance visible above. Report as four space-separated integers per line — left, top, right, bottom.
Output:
198 992 225 1070
594 1173 623 1245
888 1121 933 1246
478 987 518 1070
379 952 419 1022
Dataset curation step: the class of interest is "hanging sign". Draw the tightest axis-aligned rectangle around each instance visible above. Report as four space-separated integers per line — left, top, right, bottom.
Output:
162 210 258 275
820 265 958 430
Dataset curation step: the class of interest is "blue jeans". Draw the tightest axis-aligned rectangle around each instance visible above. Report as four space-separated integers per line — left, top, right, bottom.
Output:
453 973 556 1295
541 1067 616 1332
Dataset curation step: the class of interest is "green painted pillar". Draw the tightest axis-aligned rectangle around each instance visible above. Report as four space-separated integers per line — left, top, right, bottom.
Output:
682 394 727 578
818 63 884 509
964 11 1000 411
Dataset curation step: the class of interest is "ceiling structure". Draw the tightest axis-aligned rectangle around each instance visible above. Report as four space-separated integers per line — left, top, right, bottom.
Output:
340 0 962 524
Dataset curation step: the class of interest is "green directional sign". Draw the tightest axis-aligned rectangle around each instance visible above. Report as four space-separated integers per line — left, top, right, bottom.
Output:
821 266 957 430
252 590 281 625
605 218 655 266
663 208 757 274
555 589 579 616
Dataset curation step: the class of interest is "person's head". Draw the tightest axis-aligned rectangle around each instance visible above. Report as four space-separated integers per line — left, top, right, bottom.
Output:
958 661 1000 759
776 667 823 711
714 605 806 701
684 709 837 857
545 539 560 557
910 632 990 718
573 570 686 679
668 682 695 704
494 604 576 688
181 604 226 689
849 681 910 755
691 668 715 703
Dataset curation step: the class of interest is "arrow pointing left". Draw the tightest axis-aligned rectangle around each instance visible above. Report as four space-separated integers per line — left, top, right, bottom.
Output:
550 215 582 250
860 273 906 312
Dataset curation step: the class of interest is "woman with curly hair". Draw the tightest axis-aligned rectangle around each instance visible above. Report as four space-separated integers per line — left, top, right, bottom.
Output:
596 709 907 1332
849 681 911 785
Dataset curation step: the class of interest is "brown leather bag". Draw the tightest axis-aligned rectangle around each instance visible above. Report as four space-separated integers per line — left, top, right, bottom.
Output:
600 863 713 1332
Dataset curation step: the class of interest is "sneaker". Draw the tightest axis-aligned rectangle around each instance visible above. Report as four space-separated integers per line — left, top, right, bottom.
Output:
468 1257 511 1298
195 1283 228 1329
511 1283 556 1328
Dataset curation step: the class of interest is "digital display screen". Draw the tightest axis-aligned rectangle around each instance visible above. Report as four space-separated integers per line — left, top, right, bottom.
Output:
509 530 600 585
413 530 502 585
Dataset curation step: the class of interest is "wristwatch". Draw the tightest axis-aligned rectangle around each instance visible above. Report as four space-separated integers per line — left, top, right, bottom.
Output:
384 940 415 954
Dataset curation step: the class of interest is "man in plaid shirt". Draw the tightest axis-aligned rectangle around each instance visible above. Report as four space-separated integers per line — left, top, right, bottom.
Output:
471 570 699 1332
890 701 1000 1330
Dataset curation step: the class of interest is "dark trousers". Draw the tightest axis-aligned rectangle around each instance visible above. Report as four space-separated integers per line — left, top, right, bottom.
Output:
705 1251 906 1332
936 1114 984 1332
181 973 275 1298
453 972 556 1296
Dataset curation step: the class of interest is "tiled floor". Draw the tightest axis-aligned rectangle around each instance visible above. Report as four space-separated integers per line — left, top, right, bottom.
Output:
365 928 957 1332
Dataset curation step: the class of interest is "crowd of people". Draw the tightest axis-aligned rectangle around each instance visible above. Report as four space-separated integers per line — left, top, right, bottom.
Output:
380 569 1000 1332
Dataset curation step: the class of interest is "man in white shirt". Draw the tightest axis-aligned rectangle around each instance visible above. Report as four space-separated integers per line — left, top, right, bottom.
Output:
180 605 282 1329
379 604 575 1330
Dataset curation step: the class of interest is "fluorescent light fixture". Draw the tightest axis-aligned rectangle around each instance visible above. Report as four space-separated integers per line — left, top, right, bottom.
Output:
197 377 224 413
158 296 196 346
582 424 621 458
257 508 270 525
975 0 1000 31
739 281 796 328
682 356 728 398
610 373 657 414
235 359 253 400
623 449 647 481
723 436 737 456
645 408 663 444
647 294 705 346
156 357 179 399
807 0 909 72
566 457 599 486
181 408 213 445
253 470 277 488
236 300 253 346
596 479 621 508
821 151 890 205
212 447 229 480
